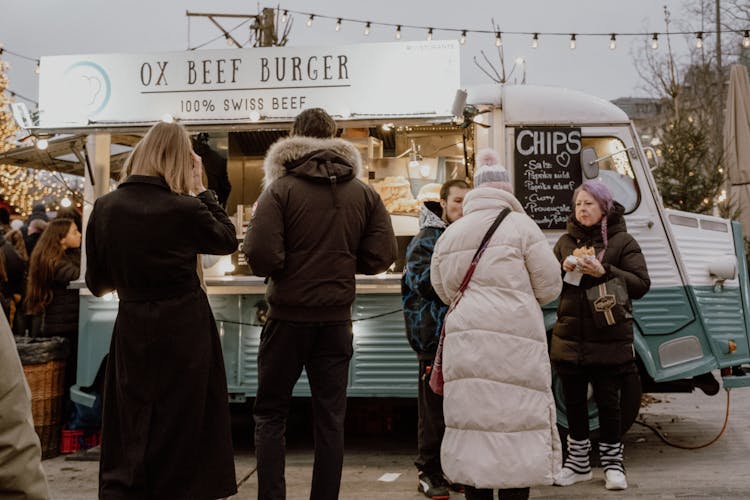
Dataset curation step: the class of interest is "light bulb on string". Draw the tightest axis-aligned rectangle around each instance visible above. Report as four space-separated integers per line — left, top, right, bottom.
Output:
395 25 402 40
609 34 617 50
651 33 659 50
570 34 577 50
281 10 288 24
696 32 704 48
532 33 539 49
364 22 371 36
34 60 40 75
427 28 433 41
36 138 48 150
743 30 750 48
460 30 467 45
306 14 314 27
335 18 342 32
495 32 502 47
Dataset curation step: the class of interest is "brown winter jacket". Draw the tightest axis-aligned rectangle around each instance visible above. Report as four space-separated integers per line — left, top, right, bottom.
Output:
243 136 397 322
551 203 651 366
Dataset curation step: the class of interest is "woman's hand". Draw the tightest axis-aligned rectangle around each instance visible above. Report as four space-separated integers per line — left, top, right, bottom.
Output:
562 256 577 272
579 257 605 278
191 152 207 194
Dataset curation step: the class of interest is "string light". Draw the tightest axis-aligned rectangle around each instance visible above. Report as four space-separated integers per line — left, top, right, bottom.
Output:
281 10 288 24
335 18 342 31
35 138 48 150
532 33 539 49
651 33 659 50
495 32 502 47
364 21 371 36
696 32 704 48
460 30 467 45
427 28 433 41
306 14 314 27
224 34 233 47
609 34 617 50
34 60 40 75
395 25 401 39
570 34 577 50
744 30 750 48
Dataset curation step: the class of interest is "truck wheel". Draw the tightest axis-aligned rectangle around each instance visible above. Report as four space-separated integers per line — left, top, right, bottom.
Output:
553 368 643 452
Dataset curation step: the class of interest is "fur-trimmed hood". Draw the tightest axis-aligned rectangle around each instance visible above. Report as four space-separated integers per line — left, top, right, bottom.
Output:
263 136 363 188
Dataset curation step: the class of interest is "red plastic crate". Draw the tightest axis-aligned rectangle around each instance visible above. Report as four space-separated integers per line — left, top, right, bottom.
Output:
60 429 101 454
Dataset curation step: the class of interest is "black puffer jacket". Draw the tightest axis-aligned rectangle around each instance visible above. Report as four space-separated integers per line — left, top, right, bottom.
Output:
43 249 80 335
243 136 397 322
550 203 650 366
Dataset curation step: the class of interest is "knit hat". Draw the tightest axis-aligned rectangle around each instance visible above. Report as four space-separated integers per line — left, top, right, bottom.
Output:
416 183 442 203
473 149 512 192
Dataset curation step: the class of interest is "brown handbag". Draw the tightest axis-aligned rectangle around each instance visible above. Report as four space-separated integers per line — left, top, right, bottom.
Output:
585 276 632 328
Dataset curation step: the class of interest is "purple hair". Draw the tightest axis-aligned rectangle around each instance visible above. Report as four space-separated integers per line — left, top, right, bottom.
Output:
573 180 614 260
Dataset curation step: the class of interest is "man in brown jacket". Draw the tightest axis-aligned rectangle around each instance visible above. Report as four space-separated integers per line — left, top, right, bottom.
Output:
0 309 50 499
243 108 397 500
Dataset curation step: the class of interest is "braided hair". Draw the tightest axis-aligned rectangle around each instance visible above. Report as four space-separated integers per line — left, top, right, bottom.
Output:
573 180 614 261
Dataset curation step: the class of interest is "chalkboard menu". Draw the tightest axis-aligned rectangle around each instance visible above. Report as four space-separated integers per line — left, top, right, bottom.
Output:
514 126 583 229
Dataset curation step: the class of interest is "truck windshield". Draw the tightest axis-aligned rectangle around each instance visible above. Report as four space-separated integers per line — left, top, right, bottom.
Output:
583 137 639 212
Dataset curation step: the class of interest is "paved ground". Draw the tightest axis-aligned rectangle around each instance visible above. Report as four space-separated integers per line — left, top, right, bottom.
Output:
44 388 750 499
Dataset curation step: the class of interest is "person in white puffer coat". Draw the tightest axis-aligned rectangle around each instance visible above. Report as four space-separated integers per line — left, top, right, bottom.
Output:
430 149 563 500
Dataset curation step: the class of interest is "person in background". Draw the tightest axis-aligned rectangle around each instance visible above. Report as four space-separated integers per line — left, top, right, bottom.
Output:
25 218 82 406
193 132 232 208
551 180 650 491
0 207 10 234
55 206 83 233
0 308 50 500
402 179 469 499
243 107 396 500
0 225 25 324
430 149 563 500
24 219 48 257
85 121 238 499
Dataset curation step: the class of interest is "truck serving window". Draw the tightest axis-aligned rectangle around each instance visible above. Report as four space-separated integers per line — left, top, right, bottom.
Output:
582 137 639 212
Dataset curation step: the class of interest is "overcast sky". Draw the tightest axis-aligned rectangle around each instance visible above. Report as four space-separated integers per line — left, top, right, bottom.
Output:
1 0 717 107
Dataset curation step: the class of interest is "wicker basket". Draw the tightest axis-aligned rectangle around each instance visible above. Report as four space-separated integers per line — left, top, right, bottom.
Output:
17 337 69 460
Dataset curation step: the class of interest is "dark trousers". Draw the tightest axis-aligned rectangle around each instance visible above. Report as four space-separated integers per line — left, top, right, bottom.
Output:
557 364 624 444
464 485 530 500
416 358 445 475
254 319 353 500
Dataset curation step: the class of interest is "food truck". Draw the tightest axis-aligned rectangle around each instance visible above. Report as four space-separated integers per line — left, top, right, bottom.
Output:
4 40 750 434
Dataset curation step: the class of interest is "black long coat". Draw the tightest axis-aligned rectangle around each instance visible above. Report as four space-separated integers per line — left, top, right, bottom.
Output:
551 203 651 366
86 175 238 499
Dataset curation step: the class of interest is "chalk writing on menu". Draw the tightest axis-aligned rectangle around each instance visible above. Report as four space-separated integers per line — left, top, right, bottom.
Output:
513 127 583 229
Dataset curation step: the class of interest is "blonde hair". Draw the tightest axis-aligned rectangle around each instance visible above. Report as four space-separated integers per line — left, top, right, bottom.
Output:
121 121 194 194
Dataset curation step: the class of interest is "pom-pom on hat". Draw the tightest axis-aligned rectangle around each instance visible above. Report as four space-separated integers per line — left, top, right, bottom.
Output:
473 148 512 192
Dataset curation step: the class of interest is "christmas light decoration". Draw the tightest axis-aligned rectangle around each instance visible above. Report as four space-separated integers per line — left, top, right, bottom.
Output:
651 33 659 50
532 33 539 49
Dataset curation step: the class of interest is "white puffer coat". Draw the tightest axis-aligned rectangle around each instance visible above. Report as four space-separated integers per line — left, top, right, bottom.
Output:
430 187 563 489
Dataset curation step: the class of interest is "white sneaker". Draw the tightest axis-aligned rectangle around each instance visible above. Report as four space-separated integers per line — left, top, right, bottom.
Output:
605 469 628 490
554 467 593 486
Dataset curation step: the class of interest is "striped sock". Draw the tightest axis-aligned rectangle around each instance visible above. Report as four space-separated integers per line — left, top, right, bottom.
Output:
563 436 591 474
599 441 625 473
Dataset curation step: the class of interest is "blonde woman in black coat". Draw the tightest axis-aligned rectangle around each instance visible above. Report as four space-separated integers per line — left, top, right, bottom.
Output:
86 121 238 499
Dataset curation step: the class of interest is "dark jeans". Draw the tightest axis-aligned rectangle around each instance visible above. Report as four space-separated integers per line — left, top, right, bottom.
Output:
416 358 445 475
254 319 353 500
464 485 530 500
557 364 626 444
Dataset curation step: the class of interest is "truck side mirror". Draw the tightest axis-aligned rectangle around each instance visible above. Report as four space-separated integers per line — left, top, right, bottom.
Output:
708 255 737 291
580 147 599 179
643 146 660 171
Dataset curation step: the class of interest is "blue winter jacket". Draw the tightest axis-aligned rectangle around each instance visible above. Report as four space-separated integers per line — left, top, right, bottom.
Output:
401 202 448 360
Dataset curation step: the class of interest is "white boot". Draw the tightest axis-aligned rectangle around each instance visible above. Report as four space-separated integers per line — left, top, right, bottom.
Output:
600 442 627 490
554 436 593 486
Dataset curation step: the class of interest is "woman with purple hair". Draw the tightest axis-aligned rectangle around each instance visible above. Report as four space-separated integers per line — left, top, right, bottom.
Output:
551 180 650 491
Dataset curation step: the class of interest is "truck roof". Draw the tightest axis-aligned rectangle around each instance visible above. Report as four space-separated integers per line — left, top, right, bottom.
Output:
465 84 630 126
